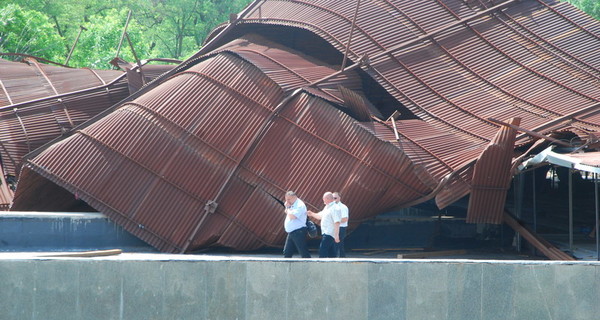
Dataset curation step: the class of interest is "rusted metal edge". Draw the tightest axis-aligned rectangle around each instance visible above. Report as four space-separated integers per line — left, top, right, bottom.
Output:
22 160 181 252
519 101 600 140
489 118 572 147
234 48 342 102
12 108 31 152
0 79 13 105
5 58 177 167
0 53 72 68
0 71 127 112
467 117 521 224
389 158 477 210
340 0 361 71
26 58 60 96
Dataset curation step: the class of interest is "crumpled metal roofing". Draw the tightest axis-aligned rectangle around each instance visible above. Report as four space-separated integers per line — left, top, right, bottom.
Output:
0 57 176 208
468 117 520 224
0 57 127 177
10 0 600 253
224 0 600 212
13 35 432 252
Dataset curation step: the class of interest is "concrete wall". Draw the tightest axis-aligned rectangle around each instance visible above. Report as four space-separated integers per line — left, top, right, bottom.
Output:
0 255 598 320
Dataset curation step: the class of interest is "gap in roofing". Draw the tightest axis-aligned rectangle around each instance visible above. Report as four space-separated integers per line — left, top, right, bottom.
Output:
12 168 96 213
209 24 417 121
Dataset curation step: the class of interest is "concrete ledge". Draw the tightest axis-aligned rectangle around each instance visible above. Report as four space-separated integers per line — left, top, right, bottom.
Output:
0 254 598 320
0 212 153 251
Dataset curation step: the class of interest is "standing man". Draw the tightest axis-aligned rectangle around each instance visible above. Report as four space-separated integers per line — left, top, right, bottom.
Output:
308 192 341 258
283 191 311 258
333 192 349 257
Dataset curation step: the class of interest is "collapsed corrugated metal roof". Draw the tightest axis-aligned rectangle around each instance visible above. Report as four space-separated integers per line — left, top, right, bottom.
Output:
13 35 434 252
0 57 127 178
10 0 600 252
0 56 177 208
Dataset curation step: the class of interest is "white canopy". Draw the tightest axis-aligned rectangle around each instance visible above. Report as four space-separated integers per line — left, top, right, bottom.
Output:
520 146 600 174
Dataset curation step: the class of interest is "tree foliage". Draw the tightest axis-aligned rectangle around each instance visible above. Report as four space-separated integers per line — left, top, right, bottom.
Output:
0 4 65 61
1 0 251 68
0 0 597 69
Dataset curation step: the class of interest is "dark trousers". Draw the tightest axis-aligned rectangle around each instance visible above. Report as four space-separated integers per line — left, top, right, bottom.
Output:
319 234 337 258
283 227 311 258
336 227 347 257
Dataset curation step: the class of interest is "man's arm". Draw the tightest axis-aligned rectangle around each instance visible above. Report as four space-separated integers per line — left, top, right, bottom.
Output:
332 206 342 242
285 207 298 220
307 210 322 220
340 204 349 223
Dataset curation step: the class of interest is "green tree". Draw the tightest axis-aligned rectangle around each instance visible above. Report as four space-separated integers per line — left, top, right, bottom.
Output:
68 8 150 68
0 0 252 67
133 0 251 59
0 4 65 61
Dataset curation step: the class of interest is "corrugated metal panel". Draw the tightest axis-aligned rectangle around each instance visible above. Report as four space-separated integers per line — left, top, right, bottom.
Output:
234 0 599 219
0 58 177 179
13 36 433 252
0 58 122 107
467 118 520 224
9 0 600 251
0 57 176 209
241 0 599 134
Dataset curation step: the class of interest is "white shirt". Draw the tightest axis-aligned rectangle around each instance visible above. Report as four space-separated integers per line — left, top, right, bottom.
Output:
337 201 349 227
284 198 307 233
320 202 341 236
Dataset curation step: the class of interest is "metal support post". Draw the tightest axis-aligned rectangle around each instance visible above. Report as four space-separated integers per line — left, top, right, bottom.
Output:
595 173 599 261
532 169 537 232
514 173 524 252
569 168 573 251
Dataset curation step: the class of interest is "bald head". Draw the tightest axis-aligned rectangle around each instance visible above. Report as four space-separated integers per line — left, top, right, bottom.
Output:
323 192 334 204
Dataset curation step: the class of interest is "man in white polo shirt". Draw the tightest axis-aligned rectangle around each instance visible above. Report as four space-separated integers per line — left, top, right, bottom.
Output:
308 192 341 258
283 191 311 258
333 192 349 257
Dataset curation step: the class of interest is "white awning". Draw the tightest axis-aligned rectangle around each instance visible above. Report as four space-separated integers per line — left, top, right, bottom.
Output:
520 146 600 174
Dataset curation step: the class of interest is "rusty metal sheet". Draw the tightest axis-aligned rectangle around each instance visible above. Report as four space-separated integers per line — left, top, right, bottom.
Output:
467 118 521 224
0 57 176 209
231 0 600 220
0 58 177 179
9 0 600 251
12 36 433 252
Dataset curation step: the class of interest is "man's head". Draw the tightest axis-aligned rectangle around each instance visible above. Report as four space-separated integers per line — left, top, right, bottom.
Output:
323 192 334 205
285 190 297 204
333 192 341 203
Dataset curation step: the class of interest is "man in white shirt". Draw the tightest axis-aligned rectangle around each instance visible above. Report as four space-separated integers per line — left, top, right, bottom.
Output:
308 192 341 258
283 191 311 258
333 192 349 257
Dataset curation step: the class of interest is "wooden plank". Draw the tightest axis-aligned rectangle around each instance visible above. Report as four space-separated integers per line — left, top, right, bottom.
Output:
397 249 467 259
503 211 575 261
362 250 386 256
38 249 123 258
352 248 425 251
